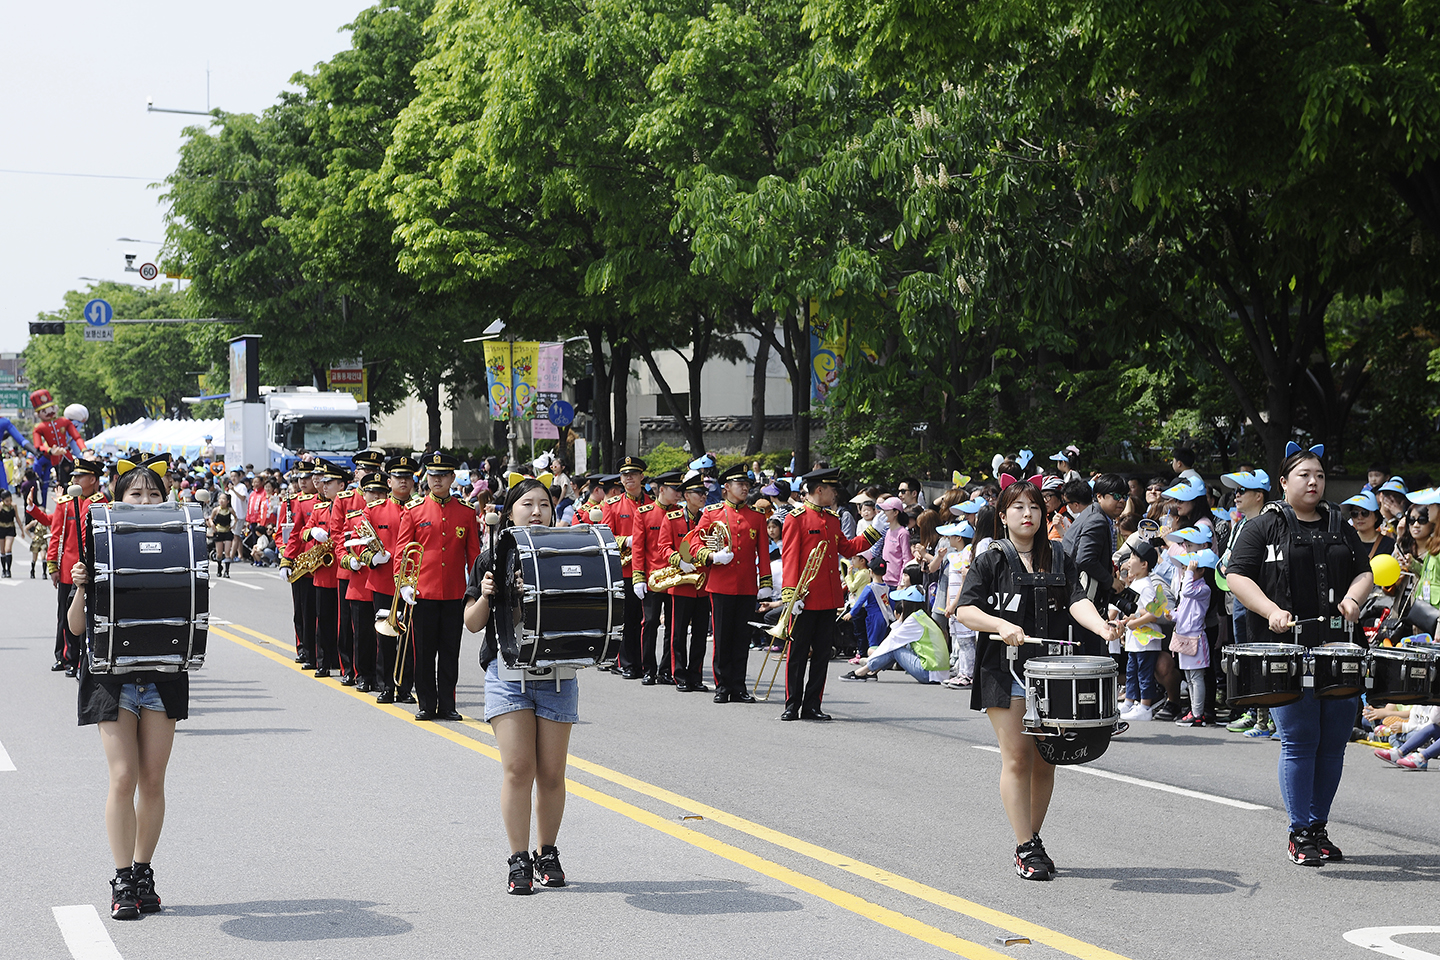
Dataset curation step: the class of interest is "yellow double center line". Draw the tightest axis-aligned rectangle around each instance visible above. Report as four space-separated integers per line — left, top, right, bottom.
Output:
212 623 1131 960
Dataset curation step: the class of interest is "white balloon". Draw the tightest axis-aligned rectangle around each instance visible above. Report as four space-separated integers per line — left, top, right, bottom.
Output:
63 403 88 424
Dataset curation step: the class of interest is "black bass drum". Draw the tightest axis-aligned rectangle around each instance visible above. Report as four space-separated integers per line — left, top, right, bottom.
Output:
495 524 624 669
87 501 209 674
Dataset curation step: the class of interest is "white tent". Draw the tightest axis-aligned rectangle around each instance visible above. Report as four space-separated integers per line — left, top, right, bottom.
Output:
87 418 223 461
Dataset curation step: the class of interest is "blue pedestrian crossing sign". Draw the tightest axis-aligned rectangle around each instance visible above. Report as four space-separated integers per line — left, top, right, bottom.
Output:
547 400 575 428
83 299 113 326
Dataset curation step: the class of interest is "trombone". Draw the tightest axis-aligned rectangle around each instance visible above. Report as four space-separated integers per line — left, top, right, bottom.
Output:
377 543 424 684
756 540 829 701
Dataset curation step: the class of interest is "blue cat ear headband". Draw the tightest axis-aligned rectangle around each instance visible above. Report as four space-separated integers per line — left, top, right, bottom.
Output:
1284 442 1324 459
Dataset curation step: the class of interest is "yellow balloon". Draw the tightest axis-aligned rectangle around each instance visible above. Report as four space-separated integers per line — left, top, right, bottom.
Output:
1371 553 1401 588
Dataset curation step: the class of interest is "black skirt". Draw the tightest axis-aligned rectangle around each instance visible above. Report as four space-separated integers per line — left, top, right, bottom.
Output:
78 667 189 725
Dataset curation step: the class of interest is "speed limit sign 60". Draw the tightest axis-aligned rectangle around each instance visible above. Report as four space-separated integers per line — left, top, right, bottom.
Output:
138 263 159 281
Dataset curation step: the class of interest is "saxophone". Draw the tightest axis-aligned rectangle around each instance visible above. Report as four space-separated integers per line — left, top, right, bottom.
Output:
287 538 335 583
648 520 728 592
766 540 828 640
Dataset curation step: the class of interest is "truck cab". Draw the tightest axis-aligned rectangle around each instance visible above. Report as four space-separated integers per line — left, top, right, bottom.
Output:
263 388 372 471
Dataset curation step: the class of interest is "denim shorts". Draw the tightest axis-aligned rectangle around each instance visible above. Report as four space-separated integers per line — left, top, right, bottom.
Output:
1011 679 1025 698
118 682 167 718
484 661 580 724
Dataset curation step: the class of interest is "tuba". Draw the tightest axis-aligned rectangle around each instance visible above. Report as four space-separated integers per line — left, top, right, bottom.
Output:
376 542 424 638
286 538 335 583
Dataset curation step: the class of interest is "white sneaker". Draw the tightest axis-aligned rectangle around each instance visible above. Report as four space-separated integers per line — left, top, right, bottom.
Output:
1122 703 1154 722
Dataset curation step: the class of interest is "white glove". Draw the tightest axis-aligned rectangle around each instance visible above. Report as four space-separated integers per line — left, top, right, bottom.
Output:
793 597 805 615
634 582 647 600
348 556 362 571
678 560 697 574
399 585 417 605
710 549 734 566
756 587 774 601
371 550 391 566
310 528 329 542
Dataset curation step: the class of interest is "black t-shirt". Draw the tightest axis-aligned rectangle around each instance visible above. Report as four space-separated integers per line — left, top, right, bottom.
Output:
1226 508 1369 646
958 541 1089 710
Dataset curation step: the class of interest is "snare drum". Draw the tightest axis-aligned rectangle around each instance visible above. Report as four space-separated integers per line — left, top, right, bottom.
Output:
87 501 209 675
1022 656 1120 729
1367 646 1437 704
1305 644 1367 699
1222 644 1304 707
495 524 624 669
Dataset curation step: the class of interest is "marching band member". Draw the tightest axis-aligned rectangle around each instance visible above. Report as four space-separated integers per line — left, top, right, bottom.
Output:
340 472 389 693
282 462 320 667
657 473 711 692
463 478 574 894
686 463 771 703
333 451 385 686
29 388 86 503
46 455 107 676
299 460 349 678
367 455 418 704
954 477 1121 881
1224 444 1372 866
397 452 481 721
630 470 684 684
66 458 182 920
776 468 883 721
601 456 651 678
568 476 605 526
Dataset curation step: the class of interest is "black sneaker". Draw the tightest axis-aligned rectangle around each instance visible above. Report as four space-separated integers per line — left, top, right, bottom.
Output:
132 863 161 913
1029 834 1056 874
533 845 566 887
507 851 535 895
1288 828 1323 866
1152 700 1180 722
1310 822 1343 862
1015 838 1053 881
110 873 140 920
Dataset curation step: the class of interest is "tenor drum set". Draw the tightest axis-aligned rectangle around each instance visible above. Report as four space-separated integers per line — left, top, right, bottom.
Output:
86 501 209 674
1222 642 1440 707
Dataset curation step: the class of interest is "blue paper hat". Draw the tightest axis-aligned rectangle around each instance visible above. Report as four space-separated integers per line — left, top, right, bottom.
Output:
1176 549 1219 569
1378 476 1409 495
951 499 983 515
1162 477 1208 502
1342 491 1379 512
891 585 925 603
1220 470 1270 491
1166 526 1212 545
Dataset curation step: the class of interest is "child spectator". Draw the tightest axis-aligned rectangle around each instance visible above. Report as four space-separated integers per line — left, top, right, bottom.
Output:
1171 550 1217 726
842 557 892 663
839 585 950 684
1117 539 1169 722
940 521 977 688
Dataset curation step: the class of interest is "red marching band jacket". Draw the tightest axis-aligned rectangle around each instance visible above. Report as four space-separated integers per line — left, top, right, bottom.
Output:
363 494 411 596
340 506 376 602
397 494 481 602
299 498 345 589
600 491 650 578
780 501 882 610
45 492 108 582
684 499 771 596
654 504 705 598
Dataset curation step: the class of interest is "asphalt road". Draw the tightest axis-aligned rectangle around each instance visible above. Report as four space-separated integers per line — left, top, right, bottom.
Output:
3 565 1437 960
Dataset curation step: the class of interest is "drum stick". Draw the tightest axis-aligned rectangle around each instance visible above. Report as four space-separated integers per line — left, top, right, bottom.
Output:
988 635 1077 645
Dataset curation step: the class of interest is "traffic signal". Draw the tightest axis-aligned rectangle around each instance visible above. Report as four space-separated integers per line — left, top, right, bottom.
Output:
29 321 66 335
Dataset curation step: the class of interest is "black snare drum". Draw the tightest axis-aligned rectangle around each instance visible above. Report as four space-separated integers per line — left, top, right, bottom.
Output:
496 524 624 669
1367 646 1437 704
1023 656 1120 728
87 502 209 674
1222 644 1303 707
1305 644 1367 699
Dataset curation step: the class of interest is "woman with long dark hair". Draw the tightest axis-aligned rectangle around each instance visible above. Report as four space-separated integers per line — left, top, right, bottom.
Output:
1225 445 1372 866
463 478 575 895
955 479 1120 881
67 461 183 920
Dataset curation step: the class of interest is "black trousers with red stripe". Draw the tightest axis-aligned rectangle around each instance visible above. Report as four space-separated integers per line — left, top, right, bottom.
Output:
313 584 339 671
345 596 377 687
784 608 834 714
709 593 756 697
336 578 355 679
412 597 463 715
292 575 316 664
373 593 413 697
639 589 666 676
56 580 80 667
668 593 709 686
618 586 643 670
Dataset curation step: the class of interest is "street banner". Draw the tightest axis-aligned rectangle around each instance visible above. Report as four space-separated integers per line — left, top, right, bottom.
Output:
484 341 512 420
535 342 564 415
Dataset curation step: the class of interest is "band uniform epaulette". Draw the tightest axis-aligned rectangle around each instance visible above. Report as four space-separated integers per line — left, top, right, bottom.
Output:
298 494 317 501
826 506 841 516
347 509 366 518
56 494 74 504
89 493 106 502
703 502 725 512
605 494 623 505
666 508 684 519
637 502 655 513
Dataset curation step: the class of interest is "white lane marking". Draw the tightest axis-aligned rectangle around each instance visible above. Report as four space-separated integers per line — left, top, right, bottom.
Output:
212 576 262 591
971 745 1270 810
0 739 14 771
52 905 124 960
1344 927 1440 960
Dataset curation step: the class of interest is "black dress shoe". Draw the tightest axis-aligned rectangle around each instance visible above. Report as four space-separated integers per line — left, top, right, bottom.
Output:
340 676 356 687
688 682 710 693
375 691 395 704
314 669 331 678
640 672 657 686
294 656 305 663
399 693 417 704
442 710 463 721
656 673 675 685
300 662 316 671
801 709 833 721
357 681 373 693
65 667 77 678
620 668 644 680
731 692 757 704
779 709 800 721
713 691 730 704
414 710 436 721
51 660 66 672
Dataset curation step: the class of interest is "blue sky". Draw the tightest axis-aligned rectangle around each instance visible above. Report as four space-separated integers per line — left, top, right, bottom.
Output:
0 1 373 353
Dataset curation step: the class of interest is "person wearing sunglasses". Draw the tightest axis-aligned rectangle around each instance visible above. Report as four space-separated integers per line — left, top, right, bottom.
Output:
1403 503 1440 603
1340 491 1394 559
